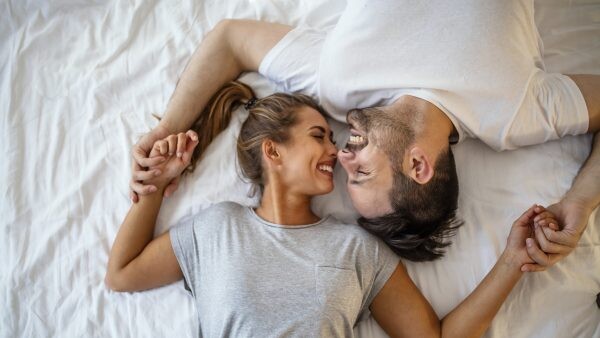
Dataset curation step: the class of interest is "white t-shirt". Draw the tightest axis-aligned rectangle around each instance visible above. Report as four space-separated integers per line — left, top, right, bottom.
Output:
259 0 589 151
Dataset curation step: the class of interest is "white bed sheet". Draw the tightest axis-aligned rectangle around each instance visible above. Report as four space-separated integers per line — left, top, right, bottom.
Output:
1 0 599 337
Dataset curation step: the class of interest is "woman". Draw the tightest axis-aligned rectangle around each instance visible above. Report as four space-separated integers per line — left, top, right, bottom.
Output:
106 81 557 337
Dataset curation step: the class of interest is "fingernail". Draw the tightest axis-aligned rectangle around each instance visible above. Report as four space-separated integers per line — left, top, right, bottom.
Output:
149 186 157 193
526 238 533 247
154 170 161 176
534 222 538 229
177 152 182 158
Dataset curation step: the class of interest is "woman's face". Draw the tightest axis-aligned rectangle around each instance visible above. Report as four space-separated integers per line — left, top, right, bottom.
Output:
274 107 337 196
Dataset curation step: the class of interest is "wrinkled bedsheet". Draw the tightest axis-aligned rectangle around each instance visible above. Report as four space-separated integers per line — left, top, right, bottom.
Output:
1 0 599 337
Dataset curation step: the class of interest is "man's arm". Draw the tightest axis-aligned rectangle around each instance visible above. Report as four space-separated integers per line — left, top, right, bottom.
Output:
522 75 599 267
561 132 600 208
568 75 600 133
130 20 292 201
159 19 292 134
524 132 600 269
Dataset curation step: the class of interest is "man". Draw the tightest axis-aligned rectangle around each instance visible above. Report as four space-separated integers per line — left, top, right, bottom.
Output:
130 1 599 267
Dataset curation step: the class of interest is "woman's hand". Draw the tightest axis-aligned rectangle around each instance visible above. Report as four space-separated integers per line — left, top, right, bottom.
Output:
144 130 199 190
502 205 558 272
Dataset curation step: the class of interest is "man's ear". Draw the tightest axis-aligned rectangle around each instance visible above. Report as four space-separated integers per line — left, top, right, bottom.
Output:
406 146 434 185
262 139 281 166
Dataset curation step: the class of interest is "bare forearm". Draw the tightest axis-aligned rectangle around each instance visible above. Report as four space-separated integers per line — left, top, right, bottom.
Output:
440 252 522 338
160 22 243 134
566 132 600 209
107 185 166 277
568 74 600 133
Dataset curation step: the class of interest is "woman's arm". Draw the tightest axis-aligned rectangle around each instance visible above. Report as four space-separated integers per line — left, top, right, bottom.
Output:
130 20 292 202
371 205 551 338
106 131 199 292
105 190 182 292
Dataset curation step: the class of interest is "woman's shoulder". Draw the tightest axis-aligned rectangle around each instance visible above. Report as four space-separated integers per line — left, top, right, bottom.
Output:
191 201 247 223
321 216 384 246
210 200 245 213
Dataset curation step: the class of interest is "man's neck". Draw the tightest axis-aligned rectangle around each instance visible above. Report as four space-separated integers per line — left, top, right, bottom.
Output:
392 95 455 141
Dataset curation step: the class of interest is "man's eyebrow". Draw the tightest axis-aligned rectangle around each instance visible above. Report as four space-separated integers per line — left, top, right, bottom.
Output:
349 176 373 185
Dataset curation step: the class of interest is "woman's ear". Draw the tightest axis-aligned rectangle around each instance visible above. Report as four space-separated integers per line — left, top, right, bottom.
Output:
262 139 281 166
406 146 434 185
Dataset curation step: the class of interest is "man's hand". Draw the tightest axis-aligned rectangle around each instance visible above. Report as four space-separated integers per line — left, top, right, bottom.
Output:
144 130 199 190
130 125 171 203
521 199 593 271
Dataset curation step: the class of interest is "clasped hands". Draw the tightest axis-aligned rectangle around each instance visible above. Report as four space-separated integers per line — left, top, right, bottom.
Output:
133 129 200 193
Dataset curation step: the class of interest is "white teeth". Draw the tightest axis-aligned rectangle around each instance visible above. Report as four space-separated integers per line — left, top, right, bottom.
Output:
318 164 333 173
348 135 365 144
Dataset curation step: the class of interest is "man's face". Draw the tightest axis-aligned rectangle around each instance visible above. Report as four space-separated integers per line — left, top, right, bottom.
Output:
337 109 395 218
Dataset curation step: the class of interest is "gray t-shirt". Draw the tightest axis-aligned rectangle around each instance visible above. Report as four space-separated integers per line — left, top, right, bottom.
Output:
169 202 400 338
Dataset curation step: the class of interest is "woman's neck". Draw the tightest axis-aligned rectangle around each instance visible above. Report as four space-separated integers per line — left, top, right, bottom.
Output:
255 183 319 226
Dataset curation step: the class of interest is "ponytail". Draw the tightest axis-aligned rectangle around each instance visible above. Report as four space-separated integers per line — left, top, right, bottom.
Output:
187 81 255 173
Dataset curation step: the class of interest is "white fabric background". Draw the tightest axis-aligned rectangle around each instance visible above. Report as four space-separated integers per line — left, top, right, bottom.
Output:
1 0 599 337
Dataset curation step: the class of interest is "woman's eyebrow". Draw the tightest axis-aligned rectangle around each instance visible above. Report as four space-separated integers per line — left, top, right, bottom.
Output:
309 126 327 133
309 125 334 139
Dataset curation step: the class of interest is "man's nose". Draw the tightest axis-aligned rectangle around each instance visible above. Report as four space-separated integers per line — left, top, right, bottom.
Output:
337 148 354 163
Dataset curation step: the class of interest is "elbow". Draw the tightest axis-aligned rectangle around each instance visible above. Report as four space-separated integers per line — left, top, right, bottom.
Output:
208 19 235 48
104 270 128 292
213 18 233 33
208 19 247 71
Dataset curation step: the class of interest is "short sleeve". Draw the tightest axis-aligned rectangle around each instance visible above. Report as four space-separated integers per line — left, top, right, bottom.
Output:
169 219 199 297
359 238 401 322
499 70 589 150
258 25 327 100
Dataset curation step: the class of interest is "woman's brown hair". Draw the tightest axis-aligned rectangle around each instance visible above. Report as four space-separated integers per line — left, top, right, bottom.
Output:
187 81 325 194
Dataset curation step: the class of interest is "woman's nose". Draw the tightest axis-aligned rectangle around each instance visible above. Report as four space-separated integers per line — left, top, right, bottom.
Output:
328 143 338 158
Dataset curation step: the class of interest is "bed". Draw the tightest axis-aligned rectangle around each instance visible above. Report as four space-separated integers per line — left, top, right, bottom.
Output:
1 0 599 337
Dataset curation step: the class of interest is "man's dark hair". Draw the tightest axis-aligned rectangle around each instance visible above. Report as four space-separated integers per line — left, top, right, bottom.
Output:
358 148 462 261
349 105 462 262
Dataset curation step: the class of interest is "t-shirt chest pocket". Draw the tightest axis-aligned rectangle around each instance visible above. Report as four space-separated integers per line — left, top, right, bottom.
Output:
314 265 362 316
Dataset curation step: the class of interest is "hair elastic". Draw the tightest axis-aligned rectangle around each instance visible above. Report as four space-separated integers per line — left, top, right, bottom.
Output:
244 97 258 110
